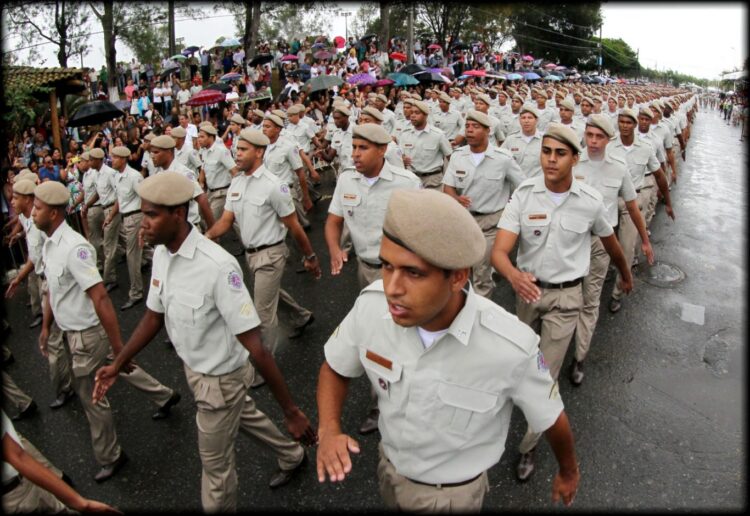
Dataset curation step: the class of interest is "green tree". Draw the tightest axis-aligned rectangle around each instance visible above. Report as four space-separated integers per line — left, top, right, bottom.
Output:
417 2 471 48
4 1 92 67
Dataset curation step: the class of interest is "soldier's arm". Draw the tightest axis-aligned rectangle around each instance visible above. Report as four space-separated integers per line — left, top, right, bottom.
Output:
281 212 321 278
624 199 654 265
544 412 580 507
491 228 541 304
324 214 347 275
203 209 235 241
86 282 125 355
317 361 359 483
600 233 632 294
195 192 215 229
653 168 674 219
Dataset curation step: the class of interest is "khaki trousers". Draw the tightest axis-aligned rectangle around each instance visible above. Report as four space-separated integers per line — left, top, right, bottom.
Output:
612 190 648 301
377 443 488 513
207 187 228 224
2 476 70 514
40 279 73 398
120 212 143 300
1 371 34 414
184 362 303 513
244 243 287 355
18 433 63 478
642 174 658 227
65 324 122 466
27 269 42 317
86 205 105 270
356 259 383 290
471 210 503 298
418 171 444 190
102 206 121 285
574 237 610 362
516 284 583 454
112 355 174 408
291 179 310 228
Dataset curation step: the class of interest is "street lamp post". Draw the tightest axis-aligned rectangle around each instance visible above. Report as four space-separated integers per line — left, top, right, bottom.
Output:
337 10 352 41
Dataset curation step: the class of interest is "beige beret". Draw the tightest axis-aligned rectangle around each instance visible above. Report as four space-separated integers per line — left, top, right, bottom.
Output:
271 109 287 120
12 179 35 195
410 93 422 101
382 189 484 270
252 109 265 119
230 113 247 125
650 102 663 114
438 92 452 104
198 122 217 136
137 172 194 206
264 113 284 127
333 104 352 117
361 106 384 122
376 94 388 103
238 128 270 147
16 170 38 183
34 181 70 206
558 98 576 111
497 90 509 99
144 133 155 142
89 148 105 159
543 123 582 154
111 146 131 158
287 104 305 116
519 104 540 118
79 152 90 160
618 107 638 123
150 134 176 149
465 110 491 128
474 93 492 106
512 94 525 103
352 123 391 145
580 96 594 106
585 114 615 138
638 106 654 119
367 92 377 99
410 100 430 115
170 126 187 138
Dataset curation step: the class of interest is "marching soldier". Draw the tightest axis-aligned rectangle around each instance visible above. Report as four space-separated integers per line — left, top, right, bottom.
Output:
399 100 452 189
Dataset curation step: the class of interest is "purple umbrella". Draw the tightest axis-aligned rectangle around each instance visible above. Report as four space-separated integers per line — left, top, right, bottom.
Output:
348 73 376 86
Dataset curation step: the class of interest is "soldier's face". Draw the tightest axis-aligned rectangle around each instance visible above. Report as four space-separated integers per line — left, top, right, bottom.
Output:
379 236 468 329
581 101 592 116
333 111 348 128
197 131 212 148
31 199 59 234
511 99 522 111
474 101 488 114
262 120 281 140
584 126 609 157
235 140 263 172
149 147 171 168
464 121 488 147
409 110 427 127
140 200 187 246
540 137 579 185
637 115 652 133
617 116 636 137
351 138 386 176
11 193 32 215
519 113 537 134
559 107 574 123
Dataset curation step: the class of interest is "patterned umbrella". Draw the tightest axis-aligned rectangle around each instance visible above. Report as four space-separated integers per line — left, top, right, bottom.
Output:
314 50 334 60
348 73 376 86
220 73 243 82
464 70 486 77
185 89 225 106
281 54 299 62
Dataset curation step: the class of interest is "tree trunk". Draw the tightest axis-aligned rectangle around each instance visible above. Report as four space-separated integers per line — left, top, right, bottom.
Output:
242 2 252 69
248 2 261 60
379 1 390 52
168 0 176 57
57 0 68 67
49 90 62 152
102 1 118 101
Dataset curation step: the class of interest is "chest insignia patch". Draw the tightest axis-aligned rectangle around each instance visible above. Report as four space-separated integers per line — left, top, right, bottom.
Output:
152 278 161 288
366 350 392 370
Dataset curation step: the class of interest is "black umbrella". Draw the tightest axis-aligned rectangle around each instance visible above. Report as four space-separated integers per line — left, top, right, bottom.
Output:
205 83 232 93
415 72 449 84
68 101 125 127
360 33 377 42
304 75 344 93
160 66 180 80
451 42 469 51
248 53 273 67
114 100 131 110
399 63 427 76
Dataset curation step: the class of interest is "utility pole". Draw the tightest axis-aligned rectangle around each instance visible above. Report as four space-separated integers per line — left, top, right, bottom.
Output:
168 0 176 57
407 5 414 64
337 10 352 41
636 48 640 79
598 24 602 75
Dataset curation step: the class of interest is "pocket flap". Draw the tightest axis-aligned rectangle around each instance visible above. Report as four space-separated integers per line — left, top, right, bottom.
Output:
524 213 551 226
360 348 403 383
602 177 621 188
179 292 205 309
560 216 589 233
247 195 265 206
438 382 497 413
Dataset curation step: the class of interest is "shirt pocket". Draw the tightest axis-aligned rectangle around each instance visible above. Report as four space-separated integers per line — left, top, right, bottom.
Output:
247 195 265 214
559 215 590 246
360 348 403 401
520 213 551 241
168 291 206 327
434 381 498 435
45 264 69 291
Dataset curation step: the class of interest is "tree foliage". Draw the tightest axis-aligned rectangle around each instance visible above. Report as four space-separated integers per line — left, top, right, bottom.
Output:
4 1 92 67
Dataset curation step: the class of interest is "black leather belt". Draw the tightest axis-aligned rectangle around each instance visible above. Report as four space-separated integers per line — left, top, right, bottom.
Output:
3 475 21 495
102 203 114 209
208 184 230 192
122 210 141 218
415 169 442 177
534 277 583 289
245 239 284 254
635 188 641 193
407 472 481 489
470 211 496 216
359 259 382 269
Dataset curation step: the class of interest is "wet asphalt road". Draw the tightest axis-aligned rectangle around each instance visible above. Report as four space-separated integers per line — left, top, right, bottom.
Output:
3 107 745 512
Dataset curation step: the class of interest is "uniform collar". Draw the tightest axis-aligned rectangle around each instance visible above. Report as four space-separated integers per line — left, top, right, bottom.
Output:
364 160 393 182
48 220 69 245
245 165 268 179
445 285 479 346
531 175 581 196
174 226 201 259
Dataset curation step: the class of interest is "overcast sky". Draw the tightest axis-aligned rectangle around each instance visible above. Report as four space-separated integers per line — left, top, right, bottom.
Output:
4 2 746 80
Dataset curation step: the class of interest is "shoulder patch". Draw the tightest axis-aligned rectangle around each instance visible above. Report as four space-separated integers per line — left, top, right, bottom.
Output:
75 246 91 261
480 308 539 354
227 270 243 290
279 183 290 195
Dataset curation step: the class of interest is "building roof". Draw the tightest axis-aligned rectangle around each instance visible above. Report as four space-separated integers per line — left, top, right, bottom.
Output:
3 66 87 96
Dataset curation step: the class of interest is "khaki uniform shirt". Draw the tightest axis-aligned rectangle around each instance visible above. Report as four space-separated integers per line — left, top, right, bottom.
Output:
224 166 295 248
433 109 463 141
93 164 117 207
380 108 396 135
536 106 560 132
82 169 99 205
443 146 524 213
398 124 452 174
263 136 303 186
560 120 585 145
175 142 202 173
141 150 157 176
155 159 204 226
329 162 421 263
608 138 660 190
498 176 613 283
329 124 354 172
501 131 543 179
42 221 102 331
199 139 235 189
573 149 636 226
392 118 411 144
653 121 674 151
114 165 143 213
146 227 261 376
638 128 666 164
19 213 45 274
286 120 317 153
384 141 404 168
324 280 563 484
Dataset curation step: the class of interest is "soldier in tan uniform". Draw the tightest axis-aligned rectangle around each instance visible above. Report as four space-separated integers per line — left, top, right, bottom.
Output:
443 110 524 298
492 123 633 481
317 189 581 512
197 122 237 223
433 92 463 143
557 99 585 144
79 153 105 270
93 172 316 512
501 104 544 178
398 100 452 189
171 126 202 177
357 107 405 168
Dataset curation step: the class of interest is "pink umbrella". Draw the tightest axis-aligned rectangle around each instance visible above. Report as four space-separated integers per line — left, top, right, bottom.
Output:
544 63 558 69
333 36 345 48
185 89 225 106
428 44 441 50
464 69 486 77
522 55 533 61
281 54 298 62
375 78 394 86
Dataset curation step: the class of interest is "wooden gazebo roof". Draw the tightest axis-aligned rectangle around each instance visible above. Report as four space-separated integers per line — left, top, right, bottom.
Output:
3 66 87 97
